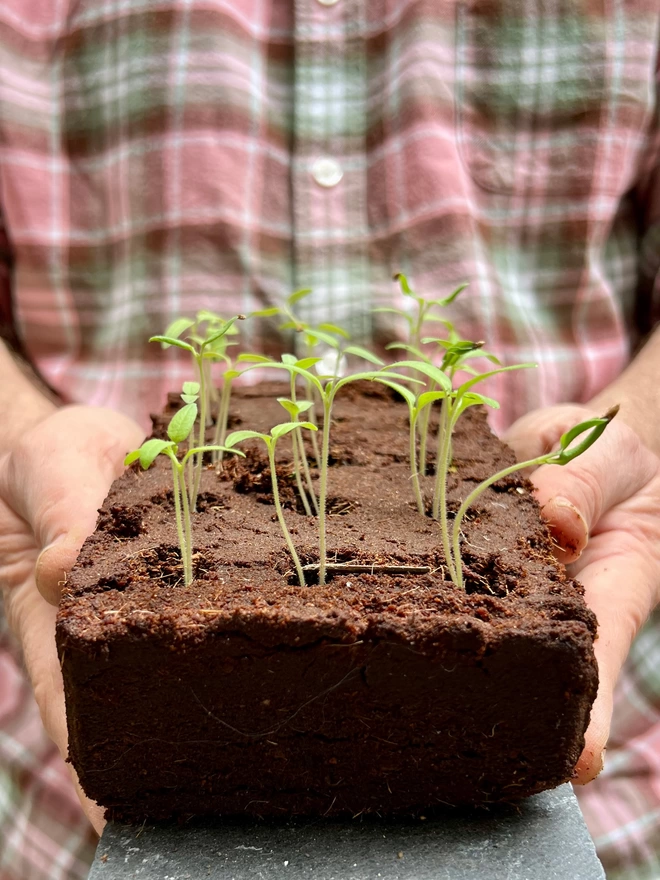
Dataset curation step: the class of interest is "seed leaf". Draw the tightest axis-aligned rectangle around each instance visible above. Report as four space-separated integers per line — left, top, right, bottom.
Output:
224 429 268 446
163 317 195 339
271 421 317 441
237 353 272 363
554 407 618 464
168 402 198 443
372 379 416 408
393 272 414 297
318 322 351 339
343 345 384 365
437 282 469 306
288 287 313 306
387 360 452 391
304 328 340 349
150 335 195 353
295 356 322 370
125 438 174 470
251 306 282 318
417 390 450 411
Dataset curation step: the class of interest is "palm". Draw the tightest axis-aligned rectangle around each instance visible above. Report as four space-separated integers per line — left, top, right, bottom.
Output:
0 405 144 833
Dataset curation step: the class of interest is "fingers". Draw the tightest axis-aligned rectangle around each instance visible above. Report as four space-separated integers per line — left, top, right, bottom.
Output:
505 405 660 563
570 530 659 783
3 578 106 833
0 405 144 604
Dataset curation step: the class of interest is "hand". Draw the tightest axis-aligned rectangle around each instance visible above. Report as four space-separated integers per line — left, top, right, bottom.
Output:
504 404 660 783
0 405 144 834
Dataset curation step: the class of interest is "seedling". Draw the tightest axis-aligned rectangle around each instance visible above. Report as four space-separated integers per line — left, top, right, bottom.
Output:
225 422 318 587
238 360 421 585
277 395 318 516
124 384 243 586
378 274 469 474
252 290 365 466
387 354 534 584
150 314 245 511
374 273 468 350
450 407 619 590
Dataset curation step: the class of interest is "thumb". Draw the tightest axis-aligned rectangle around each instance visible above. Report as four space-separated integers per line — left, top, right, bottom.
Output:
504 405 654 563
2 405 144 604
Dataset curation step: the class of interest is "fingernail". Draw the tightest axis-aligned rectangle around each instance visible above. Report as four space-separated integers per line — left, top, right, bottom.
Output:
550 496 588 529
542 496 588 563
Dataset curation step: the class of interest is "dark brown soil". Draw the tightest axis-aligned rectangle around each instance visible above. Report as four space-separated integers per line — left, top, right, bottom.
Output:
56 382 598 823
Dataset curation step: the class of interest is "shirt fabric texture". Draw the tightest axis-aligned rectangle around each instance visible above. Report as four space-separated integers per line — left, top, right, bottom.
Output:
0 0 658 877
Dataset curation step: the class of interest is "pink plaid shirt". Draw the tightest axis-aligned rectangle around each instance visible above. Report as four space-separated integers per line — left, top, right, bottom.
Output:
0 0 659 877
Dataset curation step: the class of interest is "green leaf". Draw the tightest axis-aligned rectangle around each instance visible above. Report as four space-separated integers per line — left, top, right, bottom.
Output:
304 328 340 349
456 362 536 397
271 421 317 441
277 398 298 418
371 379 417 408
281 353 297 364
250 306 282 318
386 360 452 391
333 370 424 397
385 342 430 362
181 381 200 404
280 319 307 332
163 317 195 339
202 315 244 350
124 449 141 467
168 402 198 443
287 287 313 306
130 438 174 470
224 430 268 447
318 322 351 339
276 397 313 418
183 444 245 465
150 335 195 353
554 407 617 464
373 306 405 316
416 390 450 412
224 369 241 380
437 282 469 306
393 272 414 297
343 345 384 365
237 353 272 363
295 356 322 370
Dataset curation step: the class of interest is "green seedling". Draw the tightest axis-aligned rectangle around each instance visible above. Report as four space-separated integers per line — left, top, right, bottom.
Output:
225 422 318 587
375 273 468 350
124 385 244 586
387 354 534 585
378 274 468 475
240 359 421 585
277 395 318 517
151 314 244 511
236 353 325 510
252 290 363 467
450 407 619 590
373 376 451 517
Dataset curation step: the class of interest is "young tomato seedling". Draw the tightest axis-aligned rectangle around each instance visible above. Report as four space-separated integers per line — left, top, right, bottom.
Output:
151 314 245 512
225 422 318 587
124 383 244 586
450 407 619 590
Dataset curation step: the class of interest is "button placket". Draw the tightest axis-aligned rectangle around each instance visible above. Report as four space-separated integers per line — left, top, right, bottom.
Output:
291 0 370 337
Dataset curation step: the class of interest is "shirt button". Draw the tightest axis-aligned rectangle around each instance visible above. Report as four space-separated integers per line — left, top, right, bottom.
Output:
312 157 344 188
317 0 340 6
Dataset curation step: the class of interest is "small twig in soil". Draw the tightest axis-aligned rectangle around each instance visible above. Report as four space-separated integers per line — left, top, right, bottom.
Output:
302 563 431 575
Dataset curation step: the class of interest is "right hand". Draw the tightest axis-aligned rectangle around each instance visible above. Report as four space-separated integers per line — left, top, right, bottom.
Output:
0 405 144 834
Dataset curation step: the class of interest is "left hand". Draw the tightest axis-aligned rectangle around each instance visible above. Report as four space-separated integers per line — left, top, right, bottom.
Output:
504 404 660 784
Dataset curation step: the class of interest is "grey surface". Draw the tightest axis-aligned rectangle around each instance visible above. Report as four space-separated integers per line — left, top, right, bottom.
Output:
89 784 604 880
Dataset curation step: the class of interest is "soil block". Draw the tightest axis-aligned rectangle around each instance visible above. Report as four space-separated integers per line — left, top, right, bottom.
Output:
56 382 598 823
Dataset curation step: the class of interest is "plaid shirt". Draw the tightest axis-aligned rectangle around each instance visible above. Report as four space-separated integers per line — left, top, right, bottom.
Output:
0 0 658 877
